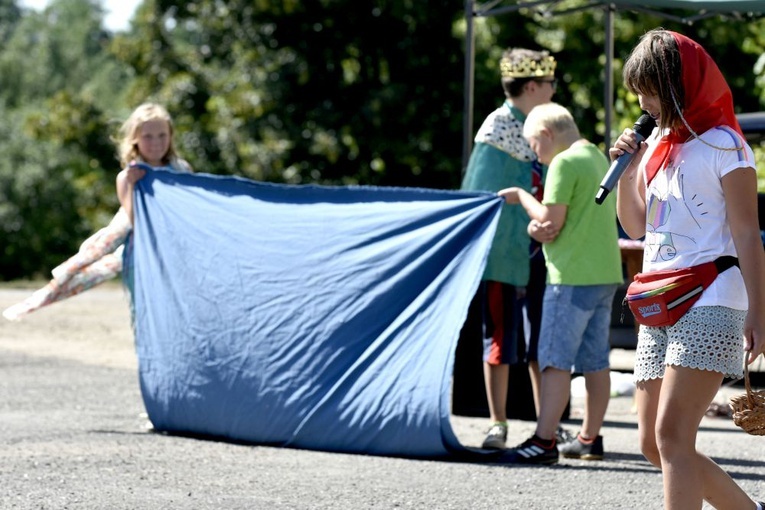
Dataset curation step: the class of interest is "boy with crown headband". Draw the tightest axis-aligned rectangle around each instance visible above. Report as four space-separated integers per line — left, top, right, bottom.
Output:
461 47 564 450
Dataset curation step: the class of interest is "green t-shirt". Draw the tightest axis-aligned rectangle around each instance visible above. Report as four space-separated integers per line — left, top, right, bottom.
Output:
542 143 623 286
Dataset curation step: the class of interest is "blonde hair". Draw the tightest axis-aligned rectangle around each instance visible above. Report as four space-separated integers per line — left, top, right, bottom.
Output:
116 103 179 167
523 102 580 140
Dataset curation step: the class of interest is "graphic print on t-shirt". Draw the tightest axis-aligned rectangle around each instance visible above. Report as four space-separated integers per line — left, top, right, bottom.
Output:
644 169 699 263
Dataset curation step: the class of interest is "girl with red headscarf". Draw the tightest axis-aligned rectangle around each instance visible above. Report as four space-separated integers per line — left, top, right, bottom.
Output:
612 29 764 510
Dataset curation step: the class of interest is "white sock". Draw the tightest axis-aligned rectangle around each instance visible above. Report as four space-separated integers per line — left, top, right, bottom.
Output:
756 502 763 510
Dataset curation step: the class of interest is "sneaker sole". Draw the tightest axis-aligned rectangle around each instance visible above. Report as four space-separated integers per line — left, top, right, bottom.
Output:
509 456 559 465
562 453 603 461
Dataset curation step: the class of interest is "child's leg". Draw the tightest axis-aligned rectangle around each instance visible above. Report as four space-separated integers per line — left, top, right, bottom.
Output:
658 365 755 510
580 368 610 439
52 208 131 283
574 284 616 440
634 307 756 510
634 378 662 467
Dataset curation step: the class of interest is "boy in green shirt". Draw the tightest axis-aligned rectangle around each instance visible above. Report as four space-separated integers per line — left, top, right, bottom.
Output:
498 102 623 464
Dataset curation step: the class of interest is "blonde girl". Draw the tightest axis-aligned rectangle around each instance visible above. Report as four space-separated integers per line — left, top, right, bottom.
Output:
115 103 192 222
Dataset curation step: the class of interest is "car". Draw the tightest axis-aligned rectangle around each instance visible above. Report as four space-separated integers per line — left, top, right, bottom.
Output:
735 112 765 232
737 111 765 144
610 111 765 349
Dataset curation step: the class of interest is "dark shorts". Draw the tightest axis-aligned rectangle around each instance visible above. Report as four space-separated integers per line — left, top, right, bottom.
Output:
480 256 546 365
480 280 524 365
521 256 546 363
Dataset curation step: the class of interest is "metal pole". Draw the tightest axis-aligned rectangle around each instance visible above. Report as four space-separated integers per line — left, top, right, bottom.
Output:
604 3 615 152
462 0 476 174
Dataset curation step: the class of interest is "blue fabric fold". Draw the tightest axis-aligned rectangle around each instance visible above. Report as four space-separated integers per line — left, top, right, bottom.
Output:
127 169 502 458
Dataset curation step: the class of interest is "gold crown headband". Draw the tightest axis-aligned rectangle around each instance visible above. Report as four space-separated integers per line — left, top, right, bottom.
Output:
500 55 556 79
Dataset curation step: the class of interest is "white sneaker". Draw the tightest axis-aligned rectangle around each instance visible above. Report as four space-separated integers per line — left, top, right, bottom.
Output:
481 423 507 450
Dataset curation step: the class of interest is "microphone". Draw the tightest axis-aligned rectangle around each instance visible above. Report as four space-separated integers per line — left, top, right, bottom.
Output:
595 114 657 204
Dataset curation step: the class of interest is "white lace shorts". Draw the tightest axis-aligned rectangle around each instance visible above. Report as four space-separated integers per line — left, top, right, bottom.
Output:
633 306 746 382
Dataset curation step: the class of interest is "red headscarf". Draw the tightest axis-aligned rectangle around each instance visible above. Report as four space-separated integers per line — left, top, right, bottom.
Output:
645 31 743 184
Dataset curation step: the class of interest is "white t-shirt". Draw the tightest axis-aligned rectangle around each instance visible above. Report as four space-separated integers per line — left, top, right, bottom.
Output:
640 126 756 310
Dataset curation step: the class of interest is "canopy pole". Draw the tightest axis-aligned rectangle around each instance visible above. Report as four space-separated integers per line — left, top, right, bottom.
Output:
604 3 615 152
462 0 476 174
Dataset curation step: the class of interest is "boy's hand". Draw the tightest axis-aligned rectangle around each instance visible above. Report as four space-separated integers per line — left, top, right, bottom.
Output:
497 187 520 204
528 220 559 243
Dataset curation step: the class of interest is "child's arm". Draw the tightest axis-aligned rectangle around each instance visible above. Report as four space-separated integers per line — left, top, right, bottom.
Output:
612 131 648 239
723 167 765 364
116 164 147 224
498 187 567 231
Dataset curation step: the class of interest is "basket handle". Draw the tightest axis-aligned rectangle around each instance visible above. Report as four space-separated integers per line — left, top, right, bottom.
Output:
742 352 765 408
743 360 755 408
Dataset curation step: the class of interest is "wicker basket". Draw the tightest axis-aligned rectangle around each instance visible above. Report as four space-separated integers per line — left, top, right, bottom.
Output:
729 361 765 436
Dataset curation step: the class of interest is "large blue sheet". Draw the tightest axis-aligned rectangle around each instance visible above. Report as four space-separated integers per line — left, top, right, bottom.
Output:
127 168 502 458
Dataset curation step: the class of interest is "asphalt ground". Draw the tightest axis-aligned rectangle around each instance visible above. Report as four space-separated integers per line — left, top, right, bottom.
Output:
1 286 763 509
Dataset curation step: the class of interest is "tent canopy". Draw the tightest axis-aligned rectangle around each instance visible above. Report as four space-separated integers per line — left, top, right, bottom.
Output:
614 0 765 10
462 0 765 169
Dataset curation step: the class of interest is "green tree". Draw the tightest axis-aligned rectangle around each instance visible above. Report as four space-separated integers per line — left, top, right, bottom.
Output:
1 0 765 280
466 3 765 191
109 0 222 174
0 106 93 279
0 0 128 280
469 4 765 145
0 0 21 43
112 0 467 188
